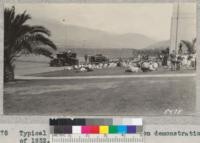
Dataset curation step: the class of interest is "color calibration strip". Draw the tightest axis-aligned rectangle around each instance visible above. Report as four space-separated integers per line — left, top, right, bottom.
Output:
51 125 142 134
50 118 143 143
50 118 143 134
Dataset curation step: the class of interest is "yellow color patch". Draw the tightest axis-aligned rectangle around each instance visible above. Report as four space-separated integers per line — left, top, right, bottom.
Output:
99 126 109 134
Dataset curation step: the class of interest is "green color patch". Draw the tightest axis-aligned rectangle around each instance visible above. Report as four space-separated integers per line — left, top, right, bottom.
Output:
109 126 118 134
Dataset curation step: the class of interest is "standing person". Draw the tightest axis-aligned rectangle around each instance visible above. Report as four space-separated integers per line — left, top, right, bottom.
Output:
190 53 196 69
178 43 183 55
84 54 88 64
170 50 177 71
163 54 168 67
176 43 183 70
176 55 182 71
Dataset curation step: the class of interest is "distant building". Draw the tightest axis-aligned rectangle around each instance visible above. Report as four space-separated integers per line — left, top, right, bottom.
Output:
170 3 196 54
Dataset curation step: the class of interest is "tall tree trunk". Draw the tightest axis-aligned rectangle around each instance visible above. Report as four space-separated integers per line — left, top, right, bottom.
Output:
4 62 15 82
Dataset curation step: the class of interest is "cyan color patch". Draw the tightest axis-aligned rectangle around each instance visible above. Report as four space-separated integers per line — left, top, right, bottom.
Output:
117 126 127 134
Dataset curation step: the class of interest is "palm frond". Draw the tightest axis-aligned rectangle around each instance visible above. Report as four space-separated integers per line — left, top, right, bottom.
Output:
25 33 57 50
20 40 34 54
13 25 51 44
32 47 53 58
4 6 15 26
12 10 31 26
14 33 56 56
30 26 51 36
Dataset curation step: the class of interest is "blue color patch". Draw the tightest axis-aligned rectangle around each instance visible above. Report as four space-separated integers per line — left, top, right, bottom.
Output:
127 126 136 133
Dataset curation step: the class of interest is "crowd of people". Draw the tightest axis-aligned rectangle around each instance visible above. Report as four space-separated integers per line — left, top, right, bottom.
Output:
169 51 196 71
160 47 196 71
62 47 196 73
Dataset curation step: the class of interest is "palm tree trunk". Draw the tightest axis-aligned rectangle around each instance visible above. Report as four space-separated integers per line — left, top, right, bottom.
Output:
4 62 15 82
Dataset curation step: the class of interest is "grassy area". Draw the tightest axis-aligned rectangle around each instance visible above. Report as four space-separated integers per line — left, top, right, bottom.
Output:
29 67 196 77
4 76 195 115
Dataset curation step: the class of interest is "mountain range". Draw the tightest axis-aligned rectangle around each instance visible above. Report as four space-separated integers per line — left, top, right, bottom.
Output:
30 18 169 50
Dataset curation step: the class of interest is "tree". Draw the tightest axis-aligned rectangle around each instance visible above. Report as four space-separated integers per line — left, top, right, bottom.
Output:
4 6 57 82
181 38 196 54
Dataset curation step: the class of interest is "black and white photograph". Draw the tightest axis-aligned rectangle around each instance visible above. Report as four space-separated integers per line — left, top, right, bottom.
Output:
3 2 197 115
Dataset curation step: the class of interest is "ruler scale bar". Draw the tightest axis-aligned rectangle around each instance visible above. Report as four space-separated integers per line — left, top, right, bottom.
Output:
51 135 143 143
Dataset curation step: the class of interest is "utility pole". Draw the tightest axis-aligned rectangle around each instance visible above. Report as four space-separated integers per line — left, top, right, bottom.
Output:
175 2 180 54
62 18 67 49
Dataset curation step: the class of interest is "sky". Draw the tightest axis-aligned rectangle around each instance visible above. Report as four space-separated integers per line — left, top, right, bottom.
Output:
6 3 173 41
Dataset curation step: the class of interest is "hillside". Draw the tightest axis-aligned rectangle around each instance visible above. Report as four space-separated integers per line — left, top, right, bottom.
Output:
30 18 157 50
145 40 170 50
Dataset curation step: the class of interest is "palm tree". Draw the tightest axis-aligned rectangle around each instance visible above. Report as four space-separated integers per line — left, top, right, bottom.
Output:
4 6 57 82
181 38 196 54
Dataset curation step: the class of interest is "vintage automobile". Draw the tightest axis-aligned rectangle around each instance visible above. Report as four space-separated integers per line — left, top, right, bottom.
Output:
89 54 109 64
49 51 79 67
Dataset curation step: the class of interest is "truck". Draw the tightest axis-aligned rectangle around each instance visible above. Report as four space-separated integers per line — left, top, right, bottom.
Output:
49 51 79 67
89 54 109 64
